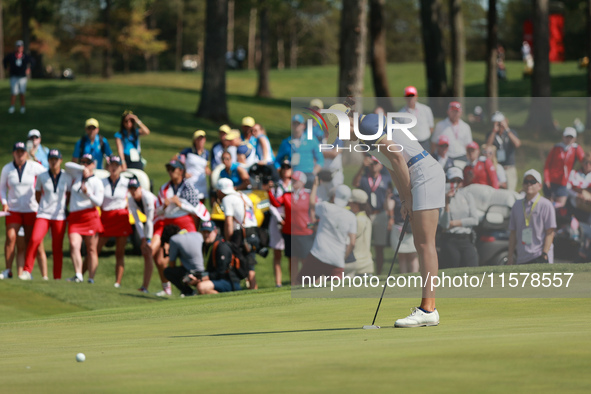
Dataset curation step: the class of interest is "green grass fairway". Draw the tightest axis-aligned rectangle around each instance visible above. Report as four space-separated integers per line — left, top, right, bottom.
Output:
1 291 590 393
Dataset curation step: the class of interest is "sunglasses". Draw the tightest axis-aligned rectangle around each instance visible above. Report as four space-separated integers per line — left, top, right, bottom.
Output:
523 179 538 185
86 126 97 131
29 136 40 140
81 160 93 165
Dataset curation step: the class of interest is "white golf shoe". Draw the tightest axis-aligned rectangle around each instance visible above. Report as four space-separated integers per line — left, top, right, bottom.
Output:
19 271 32 280
0 269 13 279
394 307 439 328
8 106 15 114
20 107 26 114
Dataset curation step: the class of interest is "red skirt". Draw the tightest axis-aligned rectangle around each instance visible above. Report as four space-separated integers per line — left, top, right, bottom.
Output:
153 215 197 237
100 208 132 237
68 208 104 236
6 211 36 226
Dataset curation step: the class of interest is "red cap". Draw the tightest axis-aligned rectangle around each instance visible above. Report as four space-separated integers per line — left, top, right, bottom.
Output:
437 135 450 146
449 101 462 111
291 171 307 185
404 86 418 97
466 141 479 150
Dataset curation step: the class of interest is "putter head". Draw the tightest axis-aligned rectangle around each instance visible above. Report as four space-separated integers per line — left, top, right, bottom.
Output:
362 325 381 330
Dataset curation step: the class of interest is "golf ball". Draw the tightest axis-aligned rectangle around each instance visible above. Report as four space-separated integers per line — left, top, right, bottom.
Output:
76 353 86 362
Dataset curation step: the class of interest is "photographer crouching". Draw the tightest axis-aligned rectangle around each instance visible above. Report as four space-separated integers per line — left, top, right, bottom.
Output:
160 225 204 297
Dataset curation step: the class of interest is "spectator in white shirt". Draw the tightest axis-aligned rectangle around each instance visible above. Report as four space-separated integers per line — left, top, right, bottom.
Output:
98 155 132 288
431 101 473 161
127 177 156 293
0 142 46 280
65 154 105 283
22 149 72 280
399 86 434 152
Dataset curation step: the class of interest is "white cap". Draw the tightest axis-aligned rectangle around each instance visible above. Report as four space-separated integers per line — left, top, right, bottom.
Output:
333 185 352 207
350 189 368 204
310 98 324 109
28 129 41 138
563 127 577 138
217 178 236 195
446 167 464 181
491 111 505 123
523 169 542 184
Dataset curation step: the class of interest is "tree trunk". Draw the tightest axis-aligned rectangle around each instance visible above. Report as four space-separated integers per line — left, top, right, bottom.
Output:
0 0 4 79
420 0 448 113
485 0 498 115
289 20 298 69
102 0 113 79
277 33 285 70
449 0 464 100
196 0 229 122
21 0 32 52
586 0 591 131
248 7 257 70
256 4 271 97
338 0 367 98
526 0 553 133
227 0 234 53
175 0 184 72
149 10 159 71
369 0 393 112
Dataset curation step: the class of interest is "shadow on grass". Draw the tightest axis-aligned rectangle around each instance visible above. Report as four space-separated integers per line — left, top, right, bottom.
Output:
170 327 360 338
465 73 586 97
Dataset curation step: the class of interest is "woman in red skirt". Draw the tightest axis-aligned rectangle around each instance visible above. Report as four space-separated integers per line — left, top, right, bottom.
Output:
65 154 104 283
98 155 132 288
22 149 72 280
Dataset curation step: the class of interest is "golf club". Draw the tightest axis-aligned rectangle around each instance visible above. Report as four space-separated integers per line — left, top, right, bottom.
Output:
362 215 410 330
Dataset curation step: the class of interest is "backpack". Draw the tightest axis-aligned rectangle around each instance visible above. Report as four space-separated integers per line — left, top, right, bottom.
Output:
212 240 250 281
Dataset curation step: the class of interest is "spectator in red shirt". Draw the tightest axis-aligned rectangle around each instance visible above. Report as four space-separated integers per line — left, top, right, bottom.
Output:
463 141 499 189
544 127 585 207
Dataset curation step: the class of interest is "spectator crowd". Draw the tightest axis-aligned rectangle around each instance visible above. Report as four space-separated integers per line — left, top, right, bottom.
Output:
1 88 588 296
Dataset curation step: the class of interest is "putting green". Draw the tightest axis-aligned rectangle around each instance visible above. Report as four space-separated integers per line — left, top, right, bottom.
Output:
1 291 590 393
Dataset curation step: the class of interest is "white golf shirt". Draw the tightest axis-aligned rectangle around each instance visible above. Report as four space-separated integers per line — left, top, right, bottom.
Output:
431 118 473 158
0 160 46 212
310 202 357 268
183 149 208 199
156 180 210 221
398 102 434 142
128 189 156 240
36 170 73 220
65 162 104 212
221 192 258 230
101 176 130 211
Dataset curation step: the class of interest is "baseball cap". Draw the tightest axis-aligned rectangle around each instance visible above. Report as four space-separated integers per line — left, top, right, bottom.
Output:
242 116 255 127
85 118 99 128
81 153 94 163
404 86 418 97
217 178 236 195
225 130 241 141
449 101 462 111
48 149 62 159
13 142 26 151
446 167 464 181
15 40 24 47
334 185 352 207
107 155 122 165
292 114 304 124
466 141 479 150
310 98 324 109
350 189 368 204
27 129 41 139
219 124 231 134
491 111 505 123
563 127 577 138
291 171 307 185
165 159 185 171
237 143 252 156
200 221 217 232
438 135 450 146
523 169 542 184
193 130 206 139
128 177 140 189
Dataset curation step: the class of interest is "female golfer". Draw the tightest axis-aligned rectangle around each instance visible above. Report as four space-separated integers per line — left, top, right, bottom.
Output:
352 109 445 328
115 110 150 170
22 149 72 280
0 142 47 280
178 130 210 201
98 155 132 288
152 159 210 296
65 153 104 283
